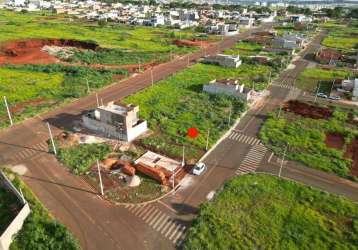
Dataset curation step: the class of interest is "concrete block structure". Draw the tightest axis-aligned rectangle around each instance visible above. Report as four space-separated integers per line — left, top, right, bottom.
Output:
203 79 255 102
342 79 358 101
203 54 242 68
83 101 148 142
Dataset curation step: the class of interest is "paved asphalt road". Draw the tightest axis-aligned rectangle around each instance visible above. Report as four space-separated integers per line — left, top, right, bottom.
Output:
1 26 357 250
0 25 273 250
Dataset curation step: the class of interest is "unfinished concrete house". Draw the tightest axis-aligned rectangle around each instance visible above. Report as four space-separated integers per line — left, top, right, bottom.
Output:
203 54 242 68
83 101 148 142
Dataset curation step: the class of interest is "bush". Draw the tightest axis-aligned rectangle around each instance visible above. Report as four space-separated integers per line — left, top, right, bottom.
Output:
57 143 111 174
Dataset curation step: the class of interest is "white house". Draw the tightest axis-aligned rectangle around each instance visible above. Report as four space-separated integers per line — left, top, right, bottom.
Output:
83 101 148 142
239 17 255 28
203 79 255 103
208 24 239 36
203 54 242 68
272 35 306 50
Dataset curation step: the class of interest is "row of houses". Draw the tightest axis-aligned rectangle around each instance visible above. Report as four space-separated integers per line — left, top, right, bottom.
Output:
1 0 278 30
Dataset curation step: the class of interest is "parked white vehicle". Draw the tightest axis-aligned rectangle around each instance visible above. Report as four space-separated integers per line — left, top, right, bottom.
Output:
193 162 207 175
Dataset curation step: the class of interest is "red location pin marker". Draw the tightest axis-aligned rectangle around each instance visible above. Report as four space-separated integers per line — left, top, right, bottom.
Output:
187 127 199 138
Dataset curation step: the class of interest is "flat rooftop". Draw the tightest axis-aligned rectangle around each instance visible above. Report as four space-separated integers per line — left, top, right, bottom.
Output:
98 101 137 116
135 151 181 172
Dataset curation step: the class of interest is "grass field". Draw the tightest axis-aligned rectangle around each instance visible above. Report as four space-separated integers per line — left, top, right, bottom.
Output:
0 10 205 54
321 21 358 51
0 64 127 128
223 41 262 56
0 184 21 233
296 68 353 93
0 169 80 250
124 63 271 160
183 174 358 250
259 107 358 179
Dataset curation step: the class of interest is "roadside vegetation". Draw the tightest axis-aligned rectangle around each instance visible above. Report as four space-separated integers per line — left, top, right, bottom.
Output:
223 41 263 56
0 64 127 128
184 174 358 250
259 104 358 179
124 62 272 161
0 168 80 250
0 184 21 233
57 143 112 174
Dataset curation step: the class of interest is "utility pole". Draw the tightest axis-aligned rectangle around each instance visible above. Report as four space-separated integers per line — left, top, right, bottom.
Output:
138 58 141 72
151 69 154 86
278 143 289 178
96 159 104 196
3 96 13 126
314 81 321 103
205 128 210 151
228 105 232 126
181 145 185 167
330 79 336 97
277 104 282 119
96 93 99 107
47 122 57 155
85 78 90 94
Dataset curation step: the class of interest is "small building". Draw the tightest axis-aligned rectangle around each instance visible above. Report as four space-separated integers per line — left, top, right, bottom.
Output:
315 48 342 64
239 17 255 28
208 24 239 36
134 151 183 186
203 54 242 68
341 79 358 101
83 101 148 142
272 35 306 50
203 79 255 103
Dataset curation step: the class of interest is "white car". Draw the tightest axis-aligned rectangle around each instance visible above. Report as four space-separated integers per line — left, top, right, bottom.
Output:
317 93 328 98
193 162 207 176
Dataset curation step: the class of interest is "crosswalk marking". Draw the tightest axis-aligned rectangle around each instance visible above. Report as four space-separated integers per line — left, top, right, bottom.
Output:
271 83 298 90
9 141 49 162
126 204 188 246
236 145 267 175
228 131 262 146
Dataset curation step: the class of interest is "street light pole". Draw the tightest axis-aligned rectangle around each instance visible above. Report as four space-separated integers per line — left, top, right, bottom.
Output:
278 143 289 178
3 96 13 126
95 93 99 107
47 122 57 155
181 145 185 167
151 69 154 86
205 128 210 151
86 78 90 94
314 81 321 103
96 159 104 196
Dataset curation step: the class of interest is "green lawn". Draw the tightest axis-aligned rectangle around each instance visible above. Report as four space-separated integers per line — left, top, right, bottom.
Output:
223 41 262 56
184 174 358 250
124 63 272 160
0 184 21 233
259 107 358 179
57 143 112 174
296 68 353 93
0 169 80 250
0 10 203 54
0 64 126 128
321 21 358 51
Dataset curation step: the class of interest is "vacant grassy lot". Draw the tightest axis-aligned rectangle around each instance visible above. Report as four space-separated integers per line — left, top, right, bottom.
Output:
0 64 126 128
0 169 80 250
0 10 203 54
296 68 353 93
0 184 21 233
259 107 358 179
184 174 358 250
223 41 262 56
322 21 358 51
57 143 112 174
124 63 271 160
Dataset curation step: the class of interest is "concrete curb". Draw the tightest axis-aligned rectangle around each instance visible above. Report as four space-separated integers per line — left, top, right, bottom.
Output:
199 110 248 163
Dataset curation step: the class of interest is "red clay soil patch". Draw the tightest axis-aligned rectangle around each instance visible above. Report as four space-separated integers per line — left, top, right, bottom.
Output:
345 138 358 177
283 100 333 120
0 39 98 65
325 132 345 150
173 39 212 48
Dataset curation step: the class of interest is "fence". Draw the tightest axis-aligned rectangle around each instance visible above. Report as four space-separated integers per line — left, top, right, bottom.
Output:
0 171 30 250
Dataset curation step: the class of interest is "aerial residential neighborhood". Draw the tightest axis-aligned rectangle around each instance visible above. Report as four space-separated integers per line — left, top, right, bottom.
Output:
0 0 358 249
